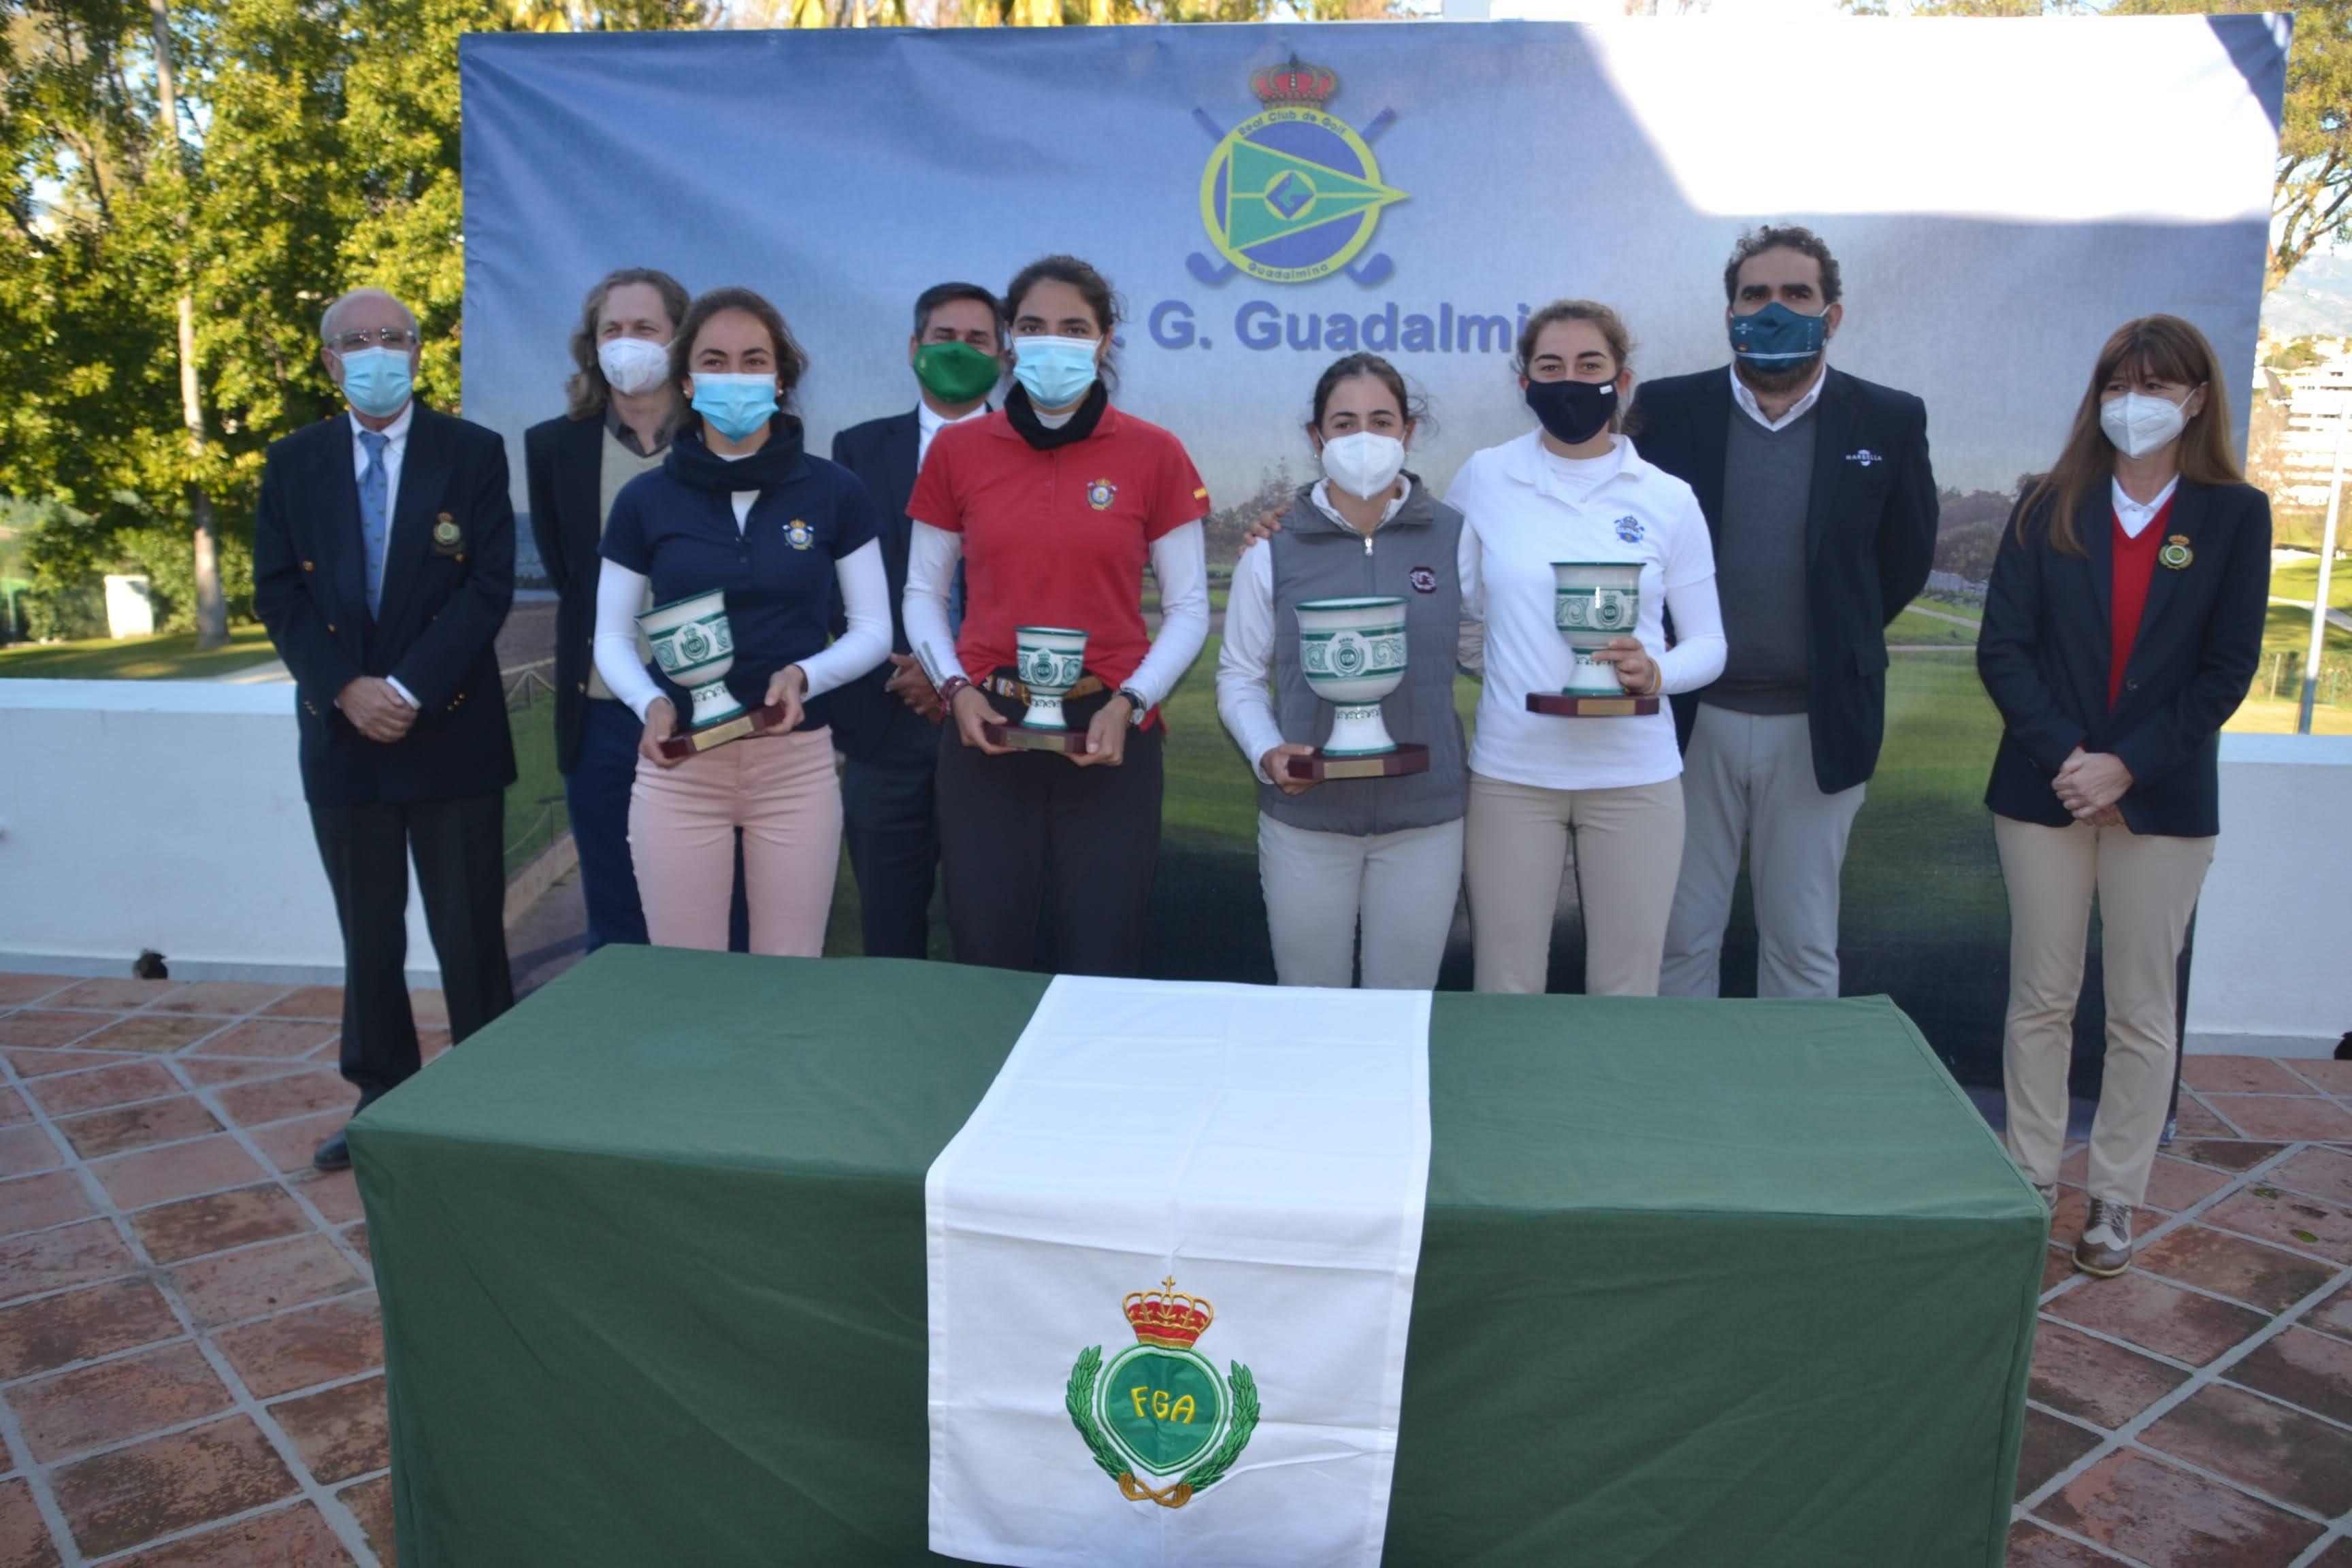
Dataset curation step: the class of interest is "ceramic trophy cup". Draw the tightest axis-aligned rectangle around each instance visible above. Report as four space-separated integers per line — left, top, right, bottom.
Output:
981 625 1092 753
1528 561 1658 717
1286 596 1429 781
638 590 785 759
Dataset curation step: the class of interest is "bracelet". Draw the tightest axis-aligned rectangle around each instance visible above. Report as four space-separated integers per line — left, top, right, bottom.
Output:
938 674 972 705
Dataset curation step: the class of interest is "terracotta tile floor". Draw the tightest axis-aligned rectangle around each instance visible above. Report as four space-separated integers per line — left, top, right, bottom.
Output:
0 975 441 1566
4 970 2350 1565
2016 1059 2352 1566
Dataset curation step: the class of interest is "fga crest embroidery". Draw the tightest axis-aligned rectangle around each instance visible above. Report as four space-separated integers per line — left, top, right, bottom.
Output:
2158 534 2193 570
1086 480 1118 512
1066 1278 1259 1509
1613 516 1644 544
1408 566 1437 594
785 519 815 551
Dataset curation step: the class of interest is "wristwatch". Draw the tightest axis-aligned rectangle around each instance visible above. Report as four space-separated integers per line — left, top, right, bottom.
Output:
1117 686 1150 726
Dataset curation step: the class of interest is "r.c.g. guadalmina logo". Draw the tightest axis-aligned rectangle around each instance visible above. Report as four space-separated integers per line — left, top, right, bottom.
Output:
1191 57 1406 287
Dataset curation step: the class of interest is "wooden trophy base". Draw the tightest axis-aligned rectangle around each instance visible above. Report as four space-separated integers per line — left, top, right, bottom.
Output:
655 702 790 761
982 721 1090 755
1283 743 1432 782
1526 693 1662 718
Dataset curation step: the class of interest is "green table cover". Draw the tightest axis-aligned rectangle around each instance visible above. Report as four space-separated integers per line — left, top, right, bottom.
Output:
353 946 2044 1567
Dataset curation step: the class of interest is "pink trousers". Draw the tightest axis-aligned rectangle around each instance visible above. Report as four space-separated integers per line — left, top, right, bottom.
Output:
629 727 841 958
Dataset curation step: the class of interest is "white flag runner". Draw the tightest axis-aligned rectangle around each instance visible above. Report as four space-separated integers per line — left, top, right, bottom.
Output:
926 975 1432 1567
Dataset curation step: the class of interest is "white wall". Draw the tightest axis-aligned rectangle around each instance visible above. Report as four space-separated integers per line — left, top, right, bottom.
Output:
2185 732 2352 1057
0 680 437 985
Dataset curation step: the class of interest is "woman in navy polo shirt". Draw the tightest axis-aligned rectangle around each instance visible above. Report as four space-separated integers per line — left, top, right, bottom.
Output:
593 287 890 956
1979 313 2269 1278
901 255 1212 976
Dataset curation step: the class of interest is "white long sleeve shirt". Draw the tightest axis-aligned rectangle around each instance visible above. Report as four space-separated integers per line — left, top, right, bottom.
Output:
1447 431 1727 791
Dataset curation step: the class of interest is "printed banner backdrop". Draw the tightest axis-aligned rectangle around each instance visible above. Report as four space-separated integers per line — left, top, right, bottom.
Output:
460 17 2285 1089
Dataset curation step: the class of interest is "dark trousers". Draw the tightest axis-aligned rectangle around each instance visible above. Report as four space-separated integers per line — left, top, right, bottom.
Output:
310 791 515 1101
565 696 649 951
843 750 941 960
936 687 1163 976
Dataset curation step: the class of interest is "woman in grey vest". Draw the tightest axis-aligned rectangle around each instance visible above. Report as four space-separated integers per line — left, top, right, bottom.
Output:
1215 354 1469 989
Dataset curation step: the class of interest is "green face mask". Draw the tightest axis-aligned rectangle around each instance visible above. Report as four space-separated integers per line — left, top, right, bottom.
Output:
914 341 1002 404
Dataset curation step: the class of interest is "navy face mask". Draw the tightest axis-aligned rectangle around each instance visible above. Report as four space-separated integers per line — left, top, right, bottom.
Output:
1728 301 1829 372
1524 377 1617 446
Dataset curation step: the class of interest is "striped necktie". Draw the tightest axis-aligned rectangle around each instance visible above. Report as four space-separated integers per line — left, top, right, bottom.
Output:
358 428 390 617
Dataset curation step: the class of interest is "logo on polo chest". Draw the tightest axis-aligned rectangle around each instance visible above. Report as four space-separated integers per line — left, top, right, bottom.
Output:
1066 1278 1259 1510
1085 480 1118 512
785 519 815 551
1613 516 1644 544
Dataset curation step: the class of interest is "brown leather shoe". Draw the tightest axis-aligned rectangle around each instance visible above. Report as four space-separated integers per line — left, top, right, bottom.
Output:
2074 1198 2134 1277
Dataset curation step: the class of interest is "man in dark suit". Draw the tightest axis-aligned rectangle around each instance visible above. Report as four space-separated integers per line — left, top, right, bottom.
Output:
1630 227 1938 1000
523 267 689 952
826 282 1003 958
252 287 517 1170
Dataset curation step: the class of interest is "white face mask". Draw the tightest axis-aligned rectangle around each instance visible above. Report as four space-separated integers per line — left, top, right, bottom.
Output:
598 336 672 397
2100 391 2188 459
1320 430 1407 502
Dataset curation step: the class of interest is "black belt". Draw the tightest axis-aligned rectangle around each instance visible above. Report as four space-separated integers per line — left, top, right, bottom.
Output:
982 672 1109 706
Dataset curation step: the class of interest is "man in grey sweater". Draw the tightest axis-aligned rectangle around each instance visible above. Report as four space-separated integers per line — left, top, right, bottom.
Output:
1627 226 1939 999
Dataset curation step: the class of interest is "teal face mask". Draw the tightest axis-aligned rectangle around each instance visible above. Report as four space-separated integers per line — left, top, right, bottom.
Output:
1011 336 1100 409
690 373 780 442
339 348 414 419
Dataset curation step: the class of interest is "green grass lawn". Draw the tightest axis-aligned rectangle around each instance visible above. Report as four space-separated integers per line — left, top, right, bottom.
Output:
2270 556 2352 612
0 623 280 679
1888 607 1979 647
502 694 568 876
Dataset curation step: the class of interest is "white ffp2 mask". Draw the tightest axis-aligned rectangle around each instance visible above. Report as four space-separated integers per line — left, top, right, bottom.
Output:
598 336 672 397
1320 431 1407 502
2100 391 2188 459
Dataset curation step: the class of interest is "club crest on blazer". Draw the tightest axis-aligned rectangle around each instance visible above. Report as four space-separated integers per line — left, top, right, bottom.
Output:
431 513 465 557
2159 534 2193 570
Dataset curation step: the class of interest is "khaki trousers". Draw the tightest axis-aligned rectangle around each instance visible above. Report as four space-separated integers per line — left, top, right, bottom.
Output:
1465 772 1684 996
1994 815 2215 1207
630 727 843 958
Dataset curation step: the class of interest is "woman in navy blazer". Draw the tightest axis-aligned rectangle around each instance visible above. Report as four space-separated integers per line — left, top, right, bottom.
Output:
1978 314 2268 1279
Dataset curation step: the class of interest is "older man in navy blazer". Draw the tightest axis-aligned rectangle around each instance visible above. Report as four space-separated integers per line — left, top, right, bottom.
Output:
826 282 1002 959
252 287 516 1171
1632 226 1938 1001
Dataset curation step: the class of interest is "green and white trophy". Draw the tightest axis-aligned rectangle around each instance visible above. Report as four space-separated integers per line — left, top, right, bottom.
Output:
981 625 1094 754
1527 561 1658 717
1288 595 1428 780
638 589 787 758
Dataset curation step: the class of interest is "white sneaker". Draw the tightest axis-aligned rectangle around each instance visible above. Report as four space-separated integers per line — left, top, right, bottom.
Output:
2074 1199 2134 1277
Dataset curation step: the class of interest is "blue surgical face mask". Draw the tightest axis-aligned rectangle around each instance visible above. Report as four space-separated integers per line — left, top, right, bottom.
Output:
690 372 779 442
338 347 414 420
1012 336 1100 410
1727 301 1829 372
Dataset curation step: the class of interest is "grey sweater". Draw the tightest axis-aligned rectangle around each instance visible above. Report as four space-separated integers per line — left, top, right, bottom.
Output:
1258 483 1467 836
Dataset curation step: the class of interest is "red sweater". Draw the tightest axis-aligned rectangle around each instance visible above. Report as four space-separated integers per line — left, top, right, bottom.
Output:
2109 498 2170 708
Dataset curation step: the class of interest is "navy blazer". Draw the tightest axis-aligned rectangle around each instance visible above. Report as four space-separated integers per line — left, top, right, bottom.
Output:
1629 365 1939 795
828 410 940 768
522 410 607 774
1977 480 2269 837
251 405 517 807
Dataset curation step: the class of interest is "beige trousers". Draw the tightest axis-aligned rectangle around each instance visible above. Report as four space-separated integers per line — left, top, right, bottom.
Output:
1465 772 1685 996
630 727 843 958
1994 815 2215 1207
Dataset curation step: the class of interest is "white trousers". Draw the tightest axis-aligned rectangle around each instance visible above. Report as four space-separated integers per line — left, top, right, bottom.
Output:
1995 815 2215 1207
1661 704 1865 1000
1257 813 1464 990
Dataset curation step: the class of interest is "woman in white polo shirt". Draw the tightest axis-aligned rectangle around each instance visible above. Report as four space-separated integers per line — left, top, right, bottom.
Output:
1448 299 1727 995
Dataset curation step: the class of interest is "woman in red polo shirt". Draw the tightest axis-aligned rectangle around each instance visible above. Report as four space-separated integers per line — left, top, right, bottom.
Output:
902 255 1211 975
1978 314 2269 1279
